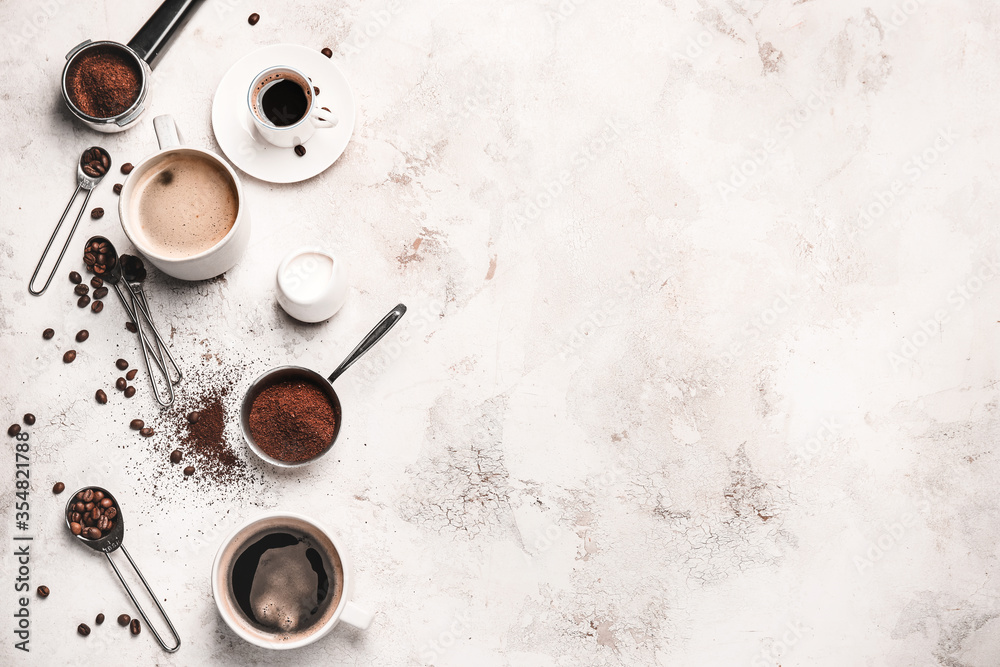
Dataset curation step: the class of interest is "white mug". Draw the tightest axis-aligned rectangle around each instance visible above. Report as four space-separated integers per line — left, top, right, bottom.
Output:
248 66 337 148
212 512 373 650
118 115 251 281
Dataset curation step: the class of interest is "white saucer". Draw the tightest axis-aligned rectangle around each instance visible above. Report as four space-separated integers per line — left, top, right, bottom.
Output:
211 44 356 184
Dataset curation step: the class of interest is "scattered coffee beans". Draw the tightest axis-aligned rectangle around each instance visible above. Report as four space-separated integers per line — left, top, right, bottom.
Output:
116 359 129 370
77 295 91 308
91 300 104 313
113 183 123 195
67 488 117 540
77 623 90 636
313 85 320 95
321 47 333 58
37 585 49 598
96 613 105 625
53 482 65 494
117 378 128 391
126 369 138 381
75 330 89 343
294 144 306 156
91 207 104 219
91 277 103 289
23 413 35 425
121 163 133 175
8 424 21 437
129 419 144 430
69 271 82 284
248 12 260 25
93 286 109 300
63 350 77 363
74 284 89 296
140 427 154 437
170 450 183 464
117 614 130 626
130 618 141 635
95 389 108 404
183 466 195 476
124 386 136 399
187 411 201 424
125 321 138 333
43 328 55 339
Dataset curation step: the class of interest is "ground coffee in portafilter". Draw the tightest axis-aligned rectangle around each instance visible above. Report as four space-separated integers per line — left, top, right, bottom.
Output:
66 46 142 119
247 379 336 463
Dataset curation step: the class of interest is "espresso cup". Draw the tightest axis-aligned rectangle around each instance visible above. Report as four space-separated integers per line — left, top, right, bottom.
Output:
248 66 337 148
212 512 373 649
119 115 250 281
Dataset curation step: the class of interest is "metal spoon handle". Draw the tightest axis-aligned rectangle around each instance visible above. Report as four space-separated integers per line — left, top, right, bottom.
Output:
328 304 407 384
139 288 182 384
128 287 183 385
28 185 88 296
129 288 174 407
105 546 181 653
127 0 203 68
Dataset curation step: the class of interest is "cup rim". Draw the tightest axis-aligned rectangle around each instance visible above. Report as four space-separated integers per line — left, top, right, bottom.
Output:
276 247 340 307
247 65 315 132
118 146 246 265
210 511 350 650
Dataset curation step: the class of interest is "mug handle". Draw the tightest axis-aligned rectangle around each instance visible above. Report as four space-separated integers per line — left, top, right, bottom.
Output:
310 110 338 129
153 115 181 149
339 601 373 630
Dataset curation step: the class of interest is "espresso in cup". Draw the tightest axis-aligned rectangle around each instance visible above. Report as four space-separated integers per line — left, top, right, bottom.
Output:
129 153 239 259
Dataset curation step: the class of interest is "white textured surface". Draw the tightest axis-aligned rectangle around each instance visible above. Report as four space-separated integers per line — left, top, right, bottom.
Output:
2 0 1000 665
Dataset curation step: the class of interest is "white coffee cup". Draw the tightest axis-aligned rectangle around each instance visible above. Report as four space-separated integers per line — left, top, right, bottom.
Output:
247 65 337 148
119 115 251 281
212 512 373 650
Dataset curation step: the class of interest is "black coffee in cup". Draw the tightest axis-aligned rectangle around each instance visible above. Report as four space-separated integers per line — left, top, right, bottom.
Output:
260 79 308 126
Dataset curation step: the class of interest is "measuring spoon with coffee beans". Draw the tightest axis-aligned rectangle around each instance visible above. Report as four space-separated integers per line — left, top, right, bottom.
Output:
28 148 110 296
64 486 180 652
240 304 406 467
84 236 182 406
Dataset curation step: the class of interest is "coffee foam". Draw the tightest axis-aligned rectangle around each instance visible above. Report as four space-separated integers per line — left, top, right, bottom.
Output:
129 153 238 259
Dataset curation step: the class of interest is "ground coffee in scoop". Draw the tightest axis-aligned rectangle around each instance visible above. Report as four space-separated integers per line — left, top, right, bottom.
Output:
247 380 336 462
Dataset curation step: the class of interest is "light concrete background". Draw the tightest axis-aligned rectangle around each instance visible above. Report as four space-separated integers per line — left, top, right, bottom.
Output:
1 0 999 665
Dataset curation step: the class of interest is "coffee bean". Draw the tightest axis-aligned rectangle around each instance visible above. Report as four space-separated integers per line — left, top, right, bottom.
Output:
97 515 110 531
75 330 89 343
130 419 144 430
53 482 65 494
117 378 128 391
37 585 49 598
91 276 103 288
85 502 95 511
83 164 99 177
321 47 333 58
74 284 89 296
113 183 122 195
322 106 331 113
116 358 129 370
77 295 90 308
85 527 102 539
82 489 94 502
130 618 141 635
117 614 130 626
83 252 95 267
95 389 108 404
183 466 195 476
77 623 90 636
294 144 306 156
64 350 77 363
69 271 82 284
93 490 103 501
248 12 259 25
83 515 94 527
121 163 133 174
170 449 183 464
100 497 113 508
70 522 82 535
126 369 138 381
93 286 108 299
7 424 20 437
91 507 101 521
91 300 104 313
43 328 55 339
187 411 200 424
70 511 80 522
105 507 117 519
140 427 153 437
95 613 105 625
124 386 136 398
91 207 104 219
313 86 320 95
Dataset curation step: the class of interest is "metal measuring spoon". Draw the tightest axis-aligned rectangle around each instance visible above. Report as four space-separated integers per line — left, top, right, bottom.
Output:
122 253 182 403
28 148 110 295
85 237 181 406
65 486 180 652
239 304 407 467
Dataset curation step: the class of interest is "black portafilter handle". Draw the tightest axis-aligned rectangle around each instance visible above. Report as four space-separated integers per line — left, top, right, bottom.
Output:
127 0 204 68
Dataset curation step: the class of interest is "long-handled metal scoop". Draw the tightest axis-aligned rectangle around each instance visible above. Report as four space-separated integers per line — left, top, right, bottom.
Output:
122 254 182 405
28 148 110 295
84 236 182 406
65 486 180 653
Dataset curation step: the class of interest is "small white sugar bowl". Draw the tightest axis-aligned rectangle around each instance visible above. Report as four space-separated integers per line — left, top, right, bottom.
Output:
275 247 349 323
